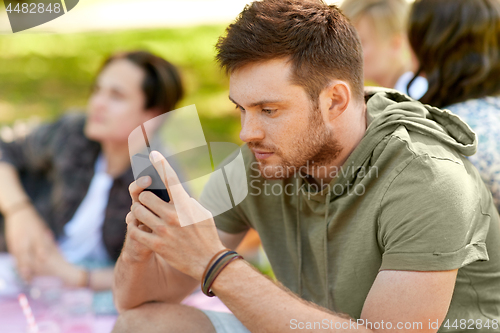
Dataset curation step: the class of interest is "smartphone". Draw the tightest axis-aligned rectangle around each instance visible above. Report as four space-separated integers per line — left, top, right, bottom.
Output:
131 124 170 202
135 161 171 202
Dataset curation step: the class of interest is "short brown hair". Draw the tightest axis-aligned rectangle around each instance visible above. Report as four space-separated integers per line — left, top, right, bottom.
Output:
215 0 364 103
408 0 500 108
97 51 184 114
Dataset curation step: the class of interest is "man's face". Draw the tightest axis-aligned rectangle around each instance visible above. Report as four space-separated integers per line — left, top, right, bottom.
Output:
85 59 156 144
229 58 342 180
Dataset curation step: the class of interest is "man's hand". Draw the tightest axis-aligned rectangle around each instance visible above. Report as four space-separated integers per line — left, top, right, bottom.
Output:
122 176 156 263
4 206 55 281
128 151 226 281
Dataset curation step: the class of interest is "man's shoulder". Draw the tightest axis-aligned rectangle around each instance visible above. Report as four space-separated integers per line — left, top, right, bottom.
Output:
378 130 477 197
389 126 466 166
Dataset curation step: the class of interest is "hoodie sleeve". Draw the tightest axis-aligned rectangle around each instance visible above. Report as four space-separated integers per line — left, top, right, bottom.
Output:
378 154 492 271
199 145 253 234
199 171 251 234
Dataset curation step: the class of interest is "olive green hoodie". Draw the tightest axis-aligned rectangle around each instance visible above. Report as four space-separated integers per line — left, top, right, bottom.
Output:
201 88 500 329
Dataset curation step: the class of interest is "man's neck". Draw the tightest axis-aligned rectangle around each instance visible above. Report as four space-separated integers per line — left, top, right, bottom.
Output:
308 103 368 187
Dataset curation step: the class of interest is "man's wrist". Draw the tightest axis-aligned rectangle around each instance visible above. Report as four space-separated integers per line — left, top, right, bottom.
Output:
209 256 248 295
120 247 153 265
201 250 244 297
194 245 229 282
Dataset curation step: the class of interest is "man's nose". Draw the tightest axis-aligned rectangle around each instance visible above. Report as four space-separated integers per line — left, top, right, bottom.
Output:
239 113 265 143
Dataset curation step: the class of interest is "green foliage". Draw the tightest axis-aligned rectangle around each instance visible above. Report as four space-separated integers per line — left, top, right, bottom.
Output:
0 25 242 144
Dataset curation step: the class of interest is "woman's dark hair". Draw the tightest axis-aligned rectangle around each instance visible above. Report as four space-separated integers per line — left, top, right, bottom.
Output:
216 0 364 103
408 0 500 108
97 51 184 114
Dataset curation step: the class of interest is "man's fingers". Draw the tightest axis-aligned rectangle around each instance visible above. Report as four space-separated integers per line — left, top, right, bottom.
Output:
127 219 157 249
125 211 135 225
138 223 153 233
149 151 190 204
131 202 167 235
138 190 178 223
127 211 153 232
129 176 152 203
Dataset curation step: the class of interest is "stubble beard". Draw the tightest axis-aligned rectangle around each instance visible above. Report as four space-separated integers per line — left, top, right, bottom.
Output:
251 106 343 180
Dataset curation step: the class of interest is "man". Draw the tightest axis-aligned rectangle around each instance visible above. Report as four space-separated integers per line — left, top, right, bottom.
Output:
112 1 500 332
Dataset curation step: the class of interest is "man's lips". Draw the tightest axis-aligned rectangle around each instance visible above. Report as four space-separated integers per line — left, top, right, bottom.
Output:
252 150 274 160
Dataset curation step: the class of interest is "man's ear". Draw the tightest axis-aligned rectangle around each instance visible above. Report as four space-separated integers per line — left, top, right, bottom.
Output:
320 80 351 122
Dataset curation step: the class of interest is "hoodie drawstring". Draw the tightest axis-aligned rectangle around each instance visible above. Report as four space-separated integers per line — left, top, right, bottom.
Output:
296 176 332 310
324 191 331 309
296 176 303 297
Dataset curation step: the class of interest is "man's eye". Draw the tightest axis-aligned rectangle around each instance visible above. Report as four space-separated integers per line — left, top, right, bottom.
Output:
236 105 245 112
263 109 276 115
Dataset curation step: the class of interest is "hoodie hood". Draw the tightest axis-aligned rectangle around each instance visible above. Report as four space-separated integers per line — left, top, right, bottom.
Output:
365 87 476 156
295 88 478 309
300 87 477 202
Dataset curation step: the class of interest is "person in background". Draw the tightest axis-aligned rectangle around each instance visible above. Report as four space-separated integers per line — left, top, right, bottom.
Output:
408 0 500 212
0 51 184 291
340 0 428 99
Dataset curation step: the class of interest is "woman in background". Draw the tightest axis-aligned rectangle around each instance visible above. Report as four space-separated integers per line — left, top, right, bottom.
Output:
0 51 184 291
408 0 500 212
340 0 428 99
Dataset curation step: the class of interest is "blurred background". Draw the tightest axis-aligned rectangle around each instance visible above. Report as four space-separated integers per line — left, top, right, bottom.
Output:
0 0 416 142
0 0 303 144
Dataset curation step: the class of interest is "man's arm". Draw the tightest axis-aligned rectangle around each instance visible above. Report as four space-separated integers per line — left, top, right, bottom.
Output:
112 240 197 313
112 176 247 313
113 227 247 313
211 261 456 332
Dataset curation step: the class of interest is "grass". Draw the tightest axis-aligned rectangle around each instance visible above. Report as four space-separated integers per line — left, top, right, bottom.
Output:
0 24 242 144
